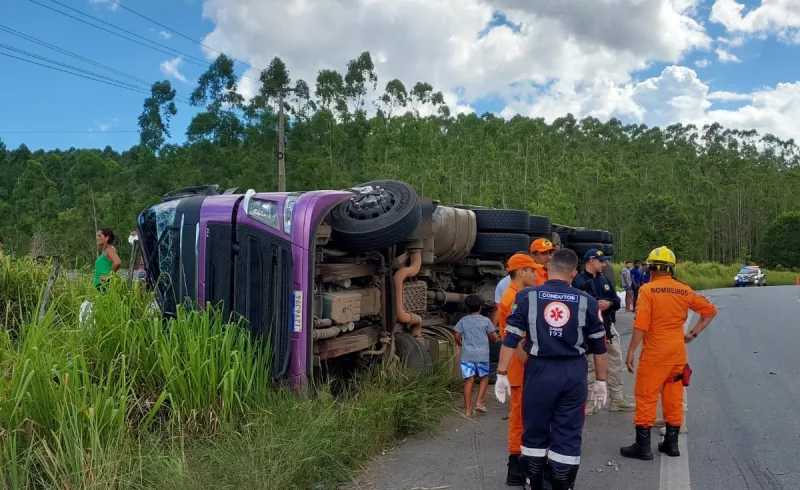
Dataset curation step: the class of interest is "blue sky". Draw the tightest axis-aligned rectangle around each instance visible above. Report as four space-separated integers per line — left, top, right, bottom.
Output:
685 1 800 93
1 0 798 152
1 0 215 151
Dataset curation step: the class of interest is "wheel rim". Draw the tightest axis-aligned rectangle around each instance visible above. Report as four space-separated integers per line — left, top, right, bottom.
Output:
344 185 397 220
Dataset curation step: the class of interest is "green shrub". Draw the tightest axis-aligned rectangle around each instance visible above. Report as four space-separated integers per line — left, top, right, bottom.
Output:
0 258 458 489
0 256 80 331
757 211 800 269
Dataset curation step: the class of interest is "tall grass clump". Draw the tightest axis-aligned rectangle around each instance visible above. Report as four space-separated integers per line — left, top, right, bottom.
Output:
1 258 459 489
77 280 272 430
0 256 79 331
167 364 458 489
1 260 275 488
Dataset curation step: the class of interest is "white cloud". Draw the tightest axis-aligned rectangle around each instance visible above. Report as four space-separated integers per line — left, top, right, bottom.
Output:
716 47 742 63
499 66 714 128
705 82 800 140
500 80 643 123
501 65 800 142
711 0 800 42
159 30 173 39
96 117 118 132
490 0 710 61
707 91 752 101
717 35 746 47
160 57 188 83
195 0 800 141
89 0 119 11
777 28 800 44
565 70 800 142
630 66 711 126
199 0 710 116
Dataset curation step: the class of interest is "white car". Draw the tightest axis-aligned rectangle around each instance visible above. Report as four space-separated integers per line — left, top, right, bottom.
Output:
734 265 767 287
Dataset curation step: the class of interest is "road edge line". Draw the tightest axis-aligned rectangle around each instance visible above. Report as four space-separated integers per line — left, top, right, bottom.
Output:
658 312 695 490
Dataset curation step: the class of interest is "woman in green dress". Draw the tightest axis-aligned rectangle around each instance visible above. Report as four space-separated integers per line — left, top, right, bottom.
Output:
94 228 121 291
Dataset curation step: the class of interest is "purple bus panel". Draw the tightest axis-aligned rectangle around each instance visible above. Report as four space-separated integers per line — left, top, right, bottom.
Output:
197 195 244 307
283 191 352 386
191 190 352 387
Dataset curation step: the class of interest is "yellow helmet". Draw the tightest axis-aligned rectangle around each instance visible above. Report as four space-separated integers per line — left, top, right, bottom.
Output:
647 246 676 269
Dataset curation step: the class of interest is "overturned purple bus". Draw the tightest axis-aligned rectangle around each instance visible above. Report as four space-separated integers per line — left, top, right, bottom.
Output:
136 180 614 390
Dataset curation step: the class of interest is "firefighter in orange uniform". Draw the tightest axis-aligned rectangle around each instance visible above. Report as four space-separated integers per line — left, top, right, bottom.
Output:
530 238 555 286
497 253 540 485
620 246 718 460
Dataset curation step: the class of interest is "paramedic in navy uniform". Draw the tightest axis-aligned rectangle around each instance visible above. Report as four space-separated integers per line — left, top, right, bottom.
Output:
495 248 609 490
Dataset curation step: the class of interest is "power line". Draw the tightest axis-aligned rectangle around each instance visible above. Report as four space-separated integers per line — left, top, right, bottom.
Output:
0 130 138 134
0 24 193 103
45 0 212 69
0 43 191 104
0 23 151 86
0 49 152 96
29 0 260 83
1 43 152 94
29 0 210 71
108 0 257 72
0 48 193 104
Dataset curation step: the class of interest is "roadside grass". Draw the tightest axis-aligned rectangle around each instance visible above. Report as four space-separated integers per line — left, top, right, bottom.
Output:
675 262 798 290
167 366 456 489
0 259 459 490
0 256 80 331
609 261 799 291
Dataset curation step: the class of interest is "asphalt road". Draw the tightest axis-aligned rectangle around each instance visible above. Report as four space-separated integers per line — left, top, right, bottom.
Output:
346 285 800 490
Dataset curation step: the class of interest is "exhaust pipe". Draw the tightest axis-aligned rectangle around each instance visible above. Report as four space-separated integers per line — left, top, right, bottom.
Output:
394 250 423 337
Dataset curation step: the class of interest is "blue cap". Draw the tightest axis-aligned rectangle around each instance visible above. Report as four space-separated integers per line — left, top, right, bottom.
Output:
584 249 609 262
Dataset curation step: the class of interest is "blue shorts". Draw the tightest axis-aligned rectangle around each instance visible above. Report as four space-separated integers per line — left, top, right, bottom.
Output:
461 361 490 379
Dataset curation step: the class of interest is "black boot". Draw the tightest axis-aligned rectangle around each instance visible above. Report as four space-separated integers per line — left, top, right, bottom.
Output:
549 461 579 490
658 425 681 457
542 460 552 490
507 454 524 486
620 425 654 460
520 455 545 489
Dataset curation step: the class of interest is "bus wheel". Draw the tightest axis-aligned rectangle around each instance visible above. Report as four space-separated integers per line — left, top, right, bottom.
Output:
394 332 433 374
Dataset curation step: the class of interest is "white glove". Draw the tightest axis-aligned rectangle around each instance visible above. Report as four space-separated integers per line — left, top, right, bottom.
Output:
591 380 608 411
495 374 511 404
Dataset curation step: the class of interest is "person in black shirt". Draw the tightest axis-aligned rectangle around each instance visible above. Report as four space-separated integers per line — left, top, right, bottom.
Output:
572 249 636 414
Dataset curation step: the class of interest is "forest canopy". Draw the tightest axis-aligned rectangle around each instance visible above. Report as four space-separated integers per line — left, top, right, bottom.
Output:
1 51 799 267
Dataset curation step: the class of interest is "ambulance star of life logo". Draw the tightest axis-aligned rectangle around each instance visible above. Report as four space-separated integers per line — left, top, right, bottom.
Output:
544 301 570 328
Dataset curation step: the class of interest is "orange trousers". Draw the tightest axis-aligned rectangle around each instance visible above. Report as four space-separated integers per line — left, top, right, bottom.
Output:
509 386 523 454
633 363 685 427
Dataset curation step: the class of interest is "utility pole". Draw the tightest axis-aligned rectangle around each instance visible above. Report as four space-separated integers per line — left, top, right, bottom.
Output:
277 90 286 192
